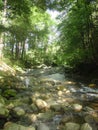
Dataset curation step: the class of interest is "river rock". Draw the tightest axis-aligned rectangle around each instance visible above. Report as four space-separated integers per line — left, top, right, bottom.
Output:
13 106 25 116
0 95 9 117
35 99 49 110
50 104 62 112
31 103 39 112
84 106 94 112
63 122 80 130
56 85 65 91
7 102 14 109
0 95 5 104
81 123 92 130
4 122 35 130
58 91 63 96
84 115 94 124
40 78 55 86
60 116 72 124
36 122 50 130
0 106 9 117
28 114 37 122
72 104 82 111
37 112 55 121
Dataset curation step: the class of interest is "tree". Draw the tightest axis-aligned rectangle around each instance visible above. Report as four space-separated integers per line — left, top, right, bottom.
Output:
1 0 54 67
56 0 98 67
0 0 7 59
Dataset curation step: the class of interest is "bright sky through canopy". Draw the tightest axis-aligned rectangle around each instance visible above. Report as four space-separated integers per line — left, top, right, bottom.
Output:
47 10 59 21
46 10 60 44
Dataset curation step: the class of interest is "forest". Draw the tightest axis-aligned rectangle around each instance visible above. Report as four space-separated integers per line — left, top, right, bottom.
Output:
0 0 98 130
0 0 97 70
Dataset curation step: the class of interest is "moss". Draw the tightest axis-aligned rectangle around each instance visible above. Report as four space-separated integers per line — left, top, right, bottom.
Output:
3 89 17 98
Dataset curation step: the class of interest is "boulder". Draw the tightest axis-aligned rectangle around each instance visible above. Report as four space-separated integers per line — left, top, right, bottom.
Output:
63 122 80 130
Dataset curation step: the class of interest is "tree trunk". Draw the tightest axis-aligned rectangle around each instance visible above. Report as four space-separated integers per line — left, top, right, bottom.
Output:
0 0 7 59
21 41 26 60
15 42 20 59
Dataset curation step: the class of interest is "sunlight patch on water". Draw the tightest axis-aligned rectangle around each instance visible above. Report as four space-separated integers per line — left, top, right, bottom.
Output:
43 73 65 81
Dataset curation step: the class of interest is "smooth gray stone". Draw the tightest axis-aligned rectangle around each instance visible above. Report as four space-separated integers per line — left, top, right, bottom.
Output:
36 123 50 130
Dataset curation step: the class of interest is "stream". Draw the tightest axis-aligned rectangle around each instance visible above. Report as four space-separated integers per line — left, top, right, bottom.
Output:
0 66 98 130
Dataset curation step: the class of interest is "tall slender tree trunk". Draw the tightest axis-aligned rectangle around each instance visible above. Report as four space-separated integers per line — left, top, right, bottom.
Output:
21 41 26 60
0 0 7 59
15 42 20 59
11 43 15 58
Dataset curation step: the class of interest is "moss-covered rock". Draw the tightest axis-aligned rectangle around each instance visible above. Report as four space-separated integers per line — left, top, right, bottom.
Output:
0 107 9 117
0 95 5 104
4 122 35 130
30 103 39 113
3 89 17 98
0 95 9 117
63 122 80 130
12 106 25 117
50 104 62 112
81 123 92 130
37 111 55 121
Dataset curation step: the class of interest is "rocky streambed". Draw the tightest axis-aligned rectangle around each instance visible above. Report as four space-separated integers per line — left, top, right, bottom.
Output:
0 66 98 130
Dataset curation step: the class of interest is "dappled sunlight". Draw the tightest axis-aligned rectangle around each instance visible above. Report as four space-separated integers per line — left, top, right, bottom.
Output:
63 81 77 86
0 61 16 75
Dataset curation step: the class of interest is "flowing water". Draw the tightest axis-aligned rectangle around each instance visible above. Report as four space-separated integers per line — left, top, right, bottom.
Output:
22 67 98 129
1 66 98 130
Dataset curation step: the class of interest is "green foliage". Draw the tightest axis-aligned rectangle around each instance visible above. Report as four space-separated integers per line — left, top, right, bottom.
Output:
7 0 32 17
2 1 53 64
0 0 57 67
57 0 98 67
0 0 98 69
25 49 44 66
